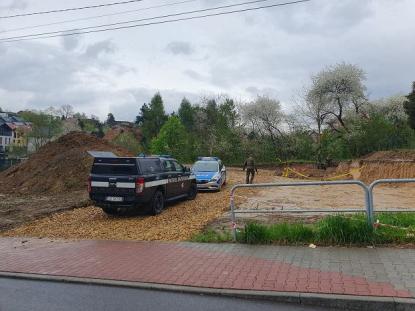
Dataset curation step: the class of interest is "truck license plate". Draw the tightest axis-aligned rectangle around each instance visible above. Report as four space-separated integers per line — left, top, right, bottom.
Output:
106 196 123 202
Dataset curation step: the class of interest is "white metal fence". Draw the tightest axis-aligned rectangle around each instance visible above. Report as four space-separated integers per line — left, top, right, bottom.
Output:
229 178 415 241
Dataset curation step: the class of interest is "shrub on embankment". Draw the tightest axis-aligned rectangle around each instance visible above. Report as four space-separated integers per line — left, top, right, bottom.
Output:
192 213 415 246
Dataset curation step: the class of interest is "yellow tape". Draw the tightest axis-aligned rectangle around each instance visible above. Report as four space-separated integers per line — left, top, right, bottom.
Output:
283 167 355 181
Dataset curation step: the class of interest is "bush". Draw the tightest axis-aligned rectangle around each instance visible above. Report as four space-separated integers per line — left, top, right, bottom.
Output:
113 132 142 155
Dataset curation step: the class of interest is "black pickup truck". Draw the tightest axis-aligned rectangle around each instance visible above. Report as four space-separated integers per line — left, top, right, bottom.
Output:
88 155 197 215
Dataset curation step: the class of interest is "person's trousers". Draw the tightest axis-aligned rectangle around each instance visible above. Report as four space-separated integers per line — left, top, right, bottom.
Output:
246 169 255 184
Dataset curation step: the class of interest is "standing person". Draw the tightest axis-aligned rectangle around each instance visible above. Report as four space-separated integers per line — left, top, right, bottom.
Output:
243 155 258 184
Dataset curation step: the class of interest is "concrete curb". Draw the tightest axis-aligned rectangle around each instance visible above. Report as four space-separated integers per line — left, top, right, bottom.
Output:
0 272 414 311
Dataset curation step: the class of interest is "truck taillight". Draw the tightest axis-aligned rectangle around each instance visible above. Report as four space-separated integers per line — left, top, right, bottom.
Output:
135 177 145 194
87 176 92 193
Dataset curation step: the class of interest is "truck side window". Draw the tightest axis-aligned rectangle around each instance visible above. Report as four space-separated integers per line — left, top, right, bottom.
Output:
172 161 184 173
163 160 174 172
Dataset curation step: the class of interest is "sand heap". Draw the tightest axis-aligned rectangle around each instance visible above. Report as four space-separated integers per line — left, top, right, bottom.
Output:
0 132 132 194
359 150 415 184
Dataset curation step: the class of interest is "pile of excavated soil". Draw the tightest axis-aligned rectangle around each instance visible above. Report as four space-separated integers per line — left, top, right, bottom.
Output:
362 150 415 162
0 132 132 194
104 126 142 142
360 150 415 184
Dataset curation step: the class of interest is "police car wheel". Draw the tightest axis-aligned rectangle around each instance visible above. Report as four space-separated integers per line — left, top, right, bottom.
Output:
187 184 197 200
150 191 165 215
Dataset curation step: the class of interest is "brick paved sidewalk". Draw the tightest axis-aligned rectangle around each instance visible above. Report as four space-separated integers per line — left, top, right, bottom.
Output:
0 238 414 298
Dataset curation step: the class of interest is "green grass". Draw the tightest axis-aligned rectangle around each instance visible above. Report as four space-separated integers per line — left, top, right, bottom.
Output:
243 222 314 245
192 213 415 246
316 214 374 245
191 229 232 243
376 212 415 228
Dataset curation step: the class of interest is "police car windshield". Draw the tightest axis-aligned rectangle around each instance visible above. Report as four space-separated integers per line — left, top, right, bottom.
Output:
193 161 218 172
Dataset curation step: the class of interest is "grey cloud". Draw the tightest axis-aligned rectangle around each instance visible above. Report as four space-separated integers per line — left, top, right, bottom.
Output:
0 0 27 10
245 87 279 99
0 39 125 118
265 0 373 35
183 69 207 81
109 88 201 121
84 40 116 59
62 34 81 51
165 41 194 55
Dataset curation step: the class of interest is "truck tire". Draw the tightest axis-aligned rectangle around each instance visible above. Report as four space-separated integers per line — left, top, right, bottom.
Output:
150 190 165 215
187 183 197 200
102 207 119 215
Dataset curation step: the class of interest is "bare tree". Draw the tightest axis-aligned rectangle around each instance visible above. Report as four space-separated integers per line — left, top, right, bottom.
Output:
59 104 74 119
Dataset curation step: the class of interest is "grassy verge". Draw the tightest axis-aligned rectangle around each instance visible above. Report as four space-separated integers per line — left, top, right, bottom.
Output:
191 213 415 246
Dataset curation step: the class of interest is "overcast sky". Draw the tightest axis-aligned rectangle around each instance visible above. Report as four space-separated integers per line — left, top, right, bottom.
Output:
0 0 414 121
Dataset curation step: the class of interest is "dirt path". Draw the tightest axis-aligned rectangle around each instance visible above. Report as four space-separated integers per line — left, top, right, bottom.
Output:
237 177 415 211
0 191 90 231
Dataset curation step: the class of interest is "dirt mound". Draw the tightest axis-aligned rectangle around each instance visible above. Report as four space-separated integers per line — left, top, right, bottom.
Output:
104 126 142 142
360 150 415 183
362 150 415 162
0 132 132 194
360 162 415 184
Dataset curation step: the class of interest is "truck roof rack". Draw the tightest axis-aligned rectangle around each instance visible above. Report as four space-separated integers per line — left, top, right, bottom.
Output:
87 151 118 158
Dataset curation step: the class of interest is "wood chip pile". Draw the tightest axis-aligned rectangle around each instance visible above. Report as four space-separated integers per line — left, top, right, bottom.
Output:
2 168 276 241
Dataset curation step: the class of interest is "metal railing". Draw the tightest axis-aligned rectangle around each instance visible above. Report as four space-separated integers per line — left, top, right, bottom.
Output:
369 179 415 215
230 180 372 241
229 178 415 241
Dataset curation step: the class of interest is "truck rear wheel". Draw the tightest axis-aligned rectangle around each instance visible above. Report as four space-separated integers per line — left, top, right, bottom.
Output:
150 190 165 215
102 207 119 215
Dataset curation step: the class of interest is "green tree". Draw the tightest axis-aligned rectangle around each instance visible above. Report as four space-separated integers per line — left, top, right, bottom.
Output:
178 98 195 131
106 113 116 127
113 131 142 155
19 110 63 151
138 93 168 149
150 116 189 162
348 113 413 157
404 82 415 129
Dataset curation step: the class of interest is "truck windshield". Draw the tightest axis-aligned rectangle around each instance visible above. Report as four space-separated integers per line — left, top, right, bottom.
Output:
192 161 218 172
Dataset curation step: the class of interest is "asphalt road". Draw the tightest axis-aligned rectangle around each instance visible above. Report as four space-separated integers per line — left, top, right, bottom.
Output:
0 277 331 311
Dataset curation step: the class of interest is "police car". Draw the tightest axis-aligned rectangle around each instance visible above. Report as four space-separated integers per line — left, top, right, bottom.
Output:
88 152 197 215
192 157 226 191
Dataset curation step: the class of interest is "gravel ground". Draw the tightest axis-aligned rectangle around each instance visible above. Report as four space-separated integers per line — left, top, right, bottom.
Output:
1 168 276 241
4 166 413 241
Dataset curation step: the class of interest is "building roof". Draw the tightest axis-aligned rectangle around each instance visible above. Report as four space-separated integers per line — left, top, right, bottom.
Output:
0 113 32 130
